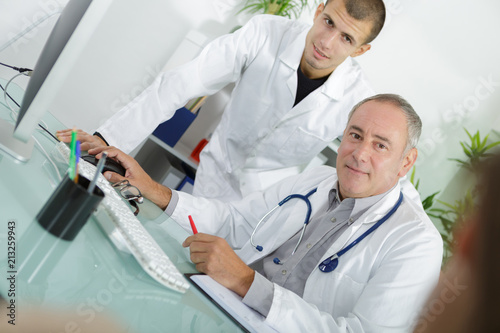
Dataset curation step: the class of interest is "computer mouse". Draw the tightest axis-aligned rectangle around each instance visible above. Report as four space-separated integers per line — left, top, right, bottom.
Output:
81 154 126 177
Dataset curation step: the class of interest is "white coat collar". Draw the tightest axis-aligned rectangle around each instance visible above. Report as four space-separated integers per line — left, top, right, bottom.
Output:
279 26 307 71
278 26 358 102
354 182 402 225
315 181 403 264
315 174 403 227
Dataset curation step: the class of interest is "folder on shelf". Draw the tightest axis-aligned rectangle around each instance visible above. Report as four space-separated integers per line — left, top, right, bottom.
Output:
153 106 197 147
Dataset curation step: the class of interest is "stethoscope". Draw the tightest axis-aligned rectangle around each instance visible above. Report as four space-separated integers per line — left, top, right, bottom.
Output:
250 189 404 273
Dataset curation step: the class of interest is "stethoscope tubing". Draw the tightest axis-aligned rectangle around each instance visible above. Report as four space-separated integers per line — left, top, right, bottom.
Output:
251 187 404 274
250 188 317 253
318 191 404 272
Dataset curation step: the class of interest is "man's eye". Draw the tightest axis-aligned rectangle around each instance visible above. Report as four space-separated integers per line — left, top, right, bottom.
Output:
377 143 387 150
325 18 333 26
343 35 352 44
350 133 361 140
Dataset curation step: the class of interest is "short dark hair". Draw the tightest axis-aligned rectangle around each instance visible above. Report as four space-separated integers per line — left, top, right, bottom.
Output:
325 0 386 44
348 94 422 153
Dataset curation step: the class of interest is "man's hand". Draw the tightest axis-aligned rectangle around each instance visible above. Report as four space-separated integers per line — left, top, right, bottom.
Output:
183 233 255 297
89 146 173 210
56 129 106 151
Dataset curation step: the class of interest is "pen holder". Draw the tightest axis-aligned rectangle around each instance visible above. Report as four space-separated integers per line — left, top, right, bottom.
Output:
37 174 104 241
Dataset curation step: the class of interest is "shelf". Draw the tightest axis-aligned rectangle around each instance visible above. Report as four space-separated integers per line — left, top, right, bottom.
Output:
148 134 198 170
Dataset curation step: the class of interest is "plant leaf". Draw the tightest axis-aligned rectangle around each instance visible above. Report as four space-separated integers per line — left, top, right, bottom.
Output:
410 166 416 185
484 140 500 152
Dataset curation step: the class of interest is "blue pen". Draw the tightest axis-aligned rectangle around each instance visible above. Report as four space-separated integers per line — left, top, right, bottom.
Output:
74 141 81 183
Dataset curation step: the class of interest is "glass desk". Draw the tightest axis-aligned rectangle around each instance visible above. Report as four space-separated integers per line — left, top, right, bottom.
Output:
0 80 244 332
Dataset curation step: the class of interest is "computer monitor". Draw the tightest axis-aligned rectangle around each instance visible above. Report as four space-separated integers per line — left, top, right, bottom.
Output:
0 0 114 162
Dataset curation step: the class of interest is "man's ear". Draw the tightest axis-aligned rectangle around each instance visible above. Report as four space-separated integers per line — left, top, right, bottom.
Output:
351 44 371 58
398 148 418 178
314 3 325 20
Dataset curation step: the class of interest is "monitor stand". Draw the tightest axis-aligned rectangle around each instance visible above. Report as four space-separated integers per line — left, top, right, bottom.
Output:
0 118 34 162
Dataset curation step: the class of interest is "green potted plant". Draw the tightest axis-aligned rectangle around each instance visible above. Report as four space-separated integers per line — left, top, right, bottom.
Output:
412 128 500 264
239 0 320 19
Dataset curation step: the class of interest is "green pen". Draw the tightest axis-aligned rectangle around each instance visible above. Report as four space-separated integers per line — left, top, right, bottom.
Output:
68 127 77 180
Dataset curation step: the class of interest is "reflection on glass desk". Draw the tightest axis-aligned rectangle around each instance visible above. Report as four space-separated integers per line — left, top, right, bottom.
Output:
0 80 245 332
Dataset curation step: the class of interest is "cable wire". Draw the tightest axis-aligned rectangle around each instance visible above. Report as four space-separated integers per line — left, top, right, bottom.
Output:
0 75 59 142
0 62 32 75
4 73 24 115
33 135 62 181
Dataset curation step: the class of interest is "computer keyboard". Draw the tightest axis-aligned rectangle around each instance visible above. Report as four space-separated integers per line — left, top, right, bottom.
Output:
55 142 189 293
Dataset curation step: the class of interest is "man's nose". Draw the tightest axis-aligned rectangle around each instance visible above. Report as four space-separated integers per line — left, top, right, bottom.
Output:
320 30 341 50
352 142 370 163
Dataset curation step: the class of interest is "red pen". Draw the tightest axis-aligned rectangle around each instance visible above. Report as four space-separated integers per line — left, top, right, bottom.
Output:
188 215 198 234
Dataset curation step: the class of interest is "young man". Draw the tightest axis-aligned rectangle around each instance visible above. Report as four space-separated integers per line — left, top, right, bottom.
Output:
90 94 443 332
58 0 386 201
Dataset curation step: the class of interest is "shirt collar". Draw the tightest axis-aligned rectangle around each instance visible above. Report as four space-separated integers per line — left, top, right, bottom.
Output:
328 182 397 222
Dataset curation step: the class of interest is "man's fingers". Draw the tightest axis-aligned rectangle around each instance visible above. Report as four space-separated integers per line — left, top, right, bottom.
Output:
79 141 94 152
194 262 208 275
103 171 125 183
56 132 72 142
56 129 105 150
88 146 107 155
182 233 215 247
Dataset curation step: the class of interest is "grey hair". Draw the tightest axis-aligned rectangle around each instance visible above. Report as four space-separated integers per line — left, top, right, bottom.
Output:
347 94 422 153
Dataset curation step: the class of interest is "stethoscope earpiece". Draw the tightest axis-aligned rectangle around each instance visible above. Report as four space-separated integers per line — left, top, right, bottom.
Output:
273 258 282 265
255 245 263 252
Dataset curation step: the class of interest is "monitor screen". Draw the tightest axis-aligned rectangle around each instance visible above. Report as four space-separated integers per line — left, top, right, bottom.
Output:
0 0 113 162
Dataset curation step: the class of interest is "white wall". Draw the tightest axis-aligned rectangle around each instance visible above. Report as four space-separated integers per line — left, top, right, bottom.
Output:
1 0 499 200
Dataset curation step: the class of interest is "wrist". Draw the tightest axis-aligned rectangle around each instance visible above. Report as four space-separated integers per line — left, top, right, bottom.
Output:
234 268 255 297
149 182 172 210
92 132 109 146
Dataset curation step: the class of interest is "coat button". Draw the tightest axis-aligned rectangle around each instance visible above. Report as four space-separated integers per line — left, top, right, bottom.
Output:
282 270 287 275
331 217 336 222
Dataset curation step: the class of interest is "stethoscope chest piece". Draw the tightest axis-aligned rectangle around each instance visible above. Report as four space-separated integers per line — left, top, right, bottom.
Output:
318 255 339 273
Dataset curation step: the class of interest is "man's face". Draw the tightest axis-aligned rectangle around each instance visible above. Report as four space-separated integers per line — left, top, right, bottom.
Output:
301 0 373 79
336 100 417 199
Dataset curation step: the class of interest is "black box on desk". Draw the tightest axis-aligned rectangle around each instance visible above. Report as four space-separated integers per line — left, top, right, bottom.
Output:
153 107 197 147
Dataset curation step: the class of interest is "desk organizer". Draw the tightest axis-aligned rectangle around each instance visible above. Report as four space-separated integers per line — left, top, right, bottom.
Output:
37 174 104 241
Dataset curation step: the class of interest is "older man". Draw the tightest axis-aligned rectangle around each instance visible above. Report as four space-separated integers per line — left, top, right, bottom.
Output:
92 94 442 332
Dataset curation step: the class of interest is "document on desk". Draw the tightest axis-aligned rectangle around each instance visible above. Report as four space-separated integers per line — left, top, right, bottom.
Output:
187 274 278 333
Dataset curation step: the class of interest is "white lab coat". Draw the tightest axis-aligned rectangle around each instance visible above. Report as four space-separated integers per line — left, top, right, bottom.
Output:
170 166 443 332
97 15 374 201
